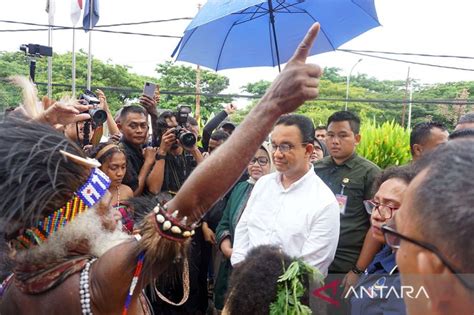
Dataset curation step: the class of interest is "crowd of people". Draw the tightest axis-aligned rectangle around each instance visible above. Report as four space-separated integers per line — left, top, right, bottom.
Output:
0 23 473 315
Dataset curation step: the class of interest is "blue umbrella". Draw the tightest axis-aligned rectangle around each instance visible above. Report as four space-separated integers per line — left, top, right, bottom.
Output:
172 0 380 71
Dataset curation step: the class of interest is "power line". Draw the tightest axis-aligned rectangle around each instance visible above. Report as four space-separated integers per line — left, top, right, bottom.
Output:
94 18 193 28
338 48 474 60
0 26 181 38
0 19 188 38
29 82 474 105
342 50 474 72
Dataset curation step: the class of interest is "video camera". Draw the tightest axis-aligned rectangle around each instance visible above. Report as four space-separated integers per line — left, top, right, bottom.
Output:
19 44 53 83
174 105 196 148
19 44 53 57
79 90 107 125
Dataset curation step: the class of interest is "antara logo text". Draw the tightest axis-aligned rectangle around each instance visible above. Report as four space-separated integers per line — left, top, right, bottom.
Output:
313 279 429 307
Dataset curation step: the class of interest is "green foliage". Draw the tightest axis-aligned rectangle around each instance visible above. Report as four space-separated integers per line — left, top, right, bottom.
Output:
0 50 154 113
241 79 271 96
356 121 411 169
0 52 231 119
239 68 474 130
270 260 324 315
156 61 231 118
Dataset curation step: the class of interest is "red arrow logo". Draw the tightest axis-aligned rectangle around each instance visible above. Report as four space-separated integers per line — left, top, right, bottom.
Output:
312 279 341 307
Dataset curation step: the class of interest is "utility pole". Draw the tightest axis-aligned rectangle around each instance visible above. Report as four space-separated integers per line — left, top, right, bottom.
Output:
401 67 410 128
407 80 413 129
345 59 362 110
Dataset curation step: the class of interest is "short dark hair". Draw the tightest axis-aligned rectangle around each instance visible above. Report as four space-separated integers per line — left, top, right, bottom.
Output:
119 105 147 122
327 111 360 134
187 116 198 126
410 121 447 155
156 110 176 139
457 112 474 125
372 164 417 195
210 130 229 142
275 114 314 143
315 125 327 131
226 245 308 315
449 128 474 140
412 139 474 273
157 110 175 128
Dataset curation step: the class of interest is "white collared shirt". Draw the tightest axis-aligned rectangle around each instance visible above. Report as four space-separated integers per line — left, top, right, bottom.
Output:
231 165 340 276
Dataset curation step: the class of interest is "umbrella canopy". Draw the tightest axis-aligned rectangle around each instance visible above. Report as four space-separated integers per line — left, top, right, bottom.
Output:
172 0 380 71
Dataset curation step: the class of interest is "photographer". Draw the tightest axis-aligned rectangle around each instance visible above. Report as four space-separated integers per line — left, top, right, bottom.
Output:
146 109 203 195
95 89 120 137
139 91 161 147
202 103 236 152
64 90 112 151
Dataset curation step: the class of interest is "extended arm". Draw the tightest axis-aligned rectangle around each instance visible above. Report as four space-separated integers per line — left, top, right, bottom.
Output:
167 23 323 222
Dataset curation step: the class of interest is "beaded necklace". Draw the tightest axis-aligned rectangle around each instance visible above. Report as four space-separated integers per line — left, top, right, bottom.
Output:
80 258 97 315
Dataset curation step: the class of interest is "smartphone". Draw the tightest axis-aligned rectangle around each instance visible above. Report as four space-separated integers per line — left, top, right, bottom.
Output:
143 82 156 98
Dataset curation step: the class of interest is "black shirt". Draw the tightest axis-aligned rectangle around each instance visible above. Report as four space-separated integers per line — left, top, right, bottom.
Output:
120 139 144 192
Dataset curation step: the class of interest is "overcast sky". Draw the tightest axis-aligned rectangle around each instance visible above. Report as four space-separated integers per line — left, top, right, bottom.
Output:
2 0 474 104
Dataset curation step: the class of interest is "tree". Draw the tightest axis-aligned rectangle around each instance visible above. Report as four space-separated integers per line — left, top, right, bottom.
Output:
155 61 231 118
241 80 271 96
0 50 155 113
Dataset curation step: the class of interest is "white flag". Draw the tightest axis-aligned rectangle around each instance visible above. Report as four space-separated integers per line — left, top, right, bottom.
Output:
45 0 56 25
71 0 83 26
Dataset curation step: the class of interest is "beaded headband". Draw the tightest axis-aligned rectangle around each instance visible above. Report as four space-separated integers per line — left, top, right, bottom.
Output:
10 168 111 250
94 144 121 161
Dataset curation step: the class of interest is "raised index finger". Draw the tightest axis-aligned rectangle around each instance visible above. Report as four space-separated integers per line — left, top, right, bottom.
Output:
290 22 320 63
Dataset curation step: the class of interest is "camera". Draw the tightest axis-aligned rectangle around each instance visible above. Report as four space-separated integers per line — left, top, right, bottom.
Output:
79 90 107 125
19 44 53 83
174 105 196 148
19 44 53 57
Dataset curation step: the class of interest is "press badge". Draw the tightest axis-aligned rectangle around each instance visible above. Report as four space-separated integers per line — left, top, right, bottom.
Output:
336 181 348 215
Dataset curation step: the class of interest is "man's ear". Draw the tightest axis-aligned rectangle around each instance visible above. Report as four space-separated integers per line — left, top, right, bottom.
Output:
412 144 423 159
117 122 122 131
417 251 457 315
305 143 314 157
354 133 361 146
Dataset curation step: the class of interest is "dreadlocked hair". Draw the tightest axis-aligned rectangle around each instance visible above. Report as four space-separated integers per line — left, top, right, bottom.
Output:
0 115 90 237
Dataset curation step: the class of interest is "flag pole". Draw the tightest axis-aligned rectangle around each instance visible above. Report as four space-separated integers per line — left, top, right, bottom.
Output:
195 3 202 123
86 0 93 91
47 23 53 98
72 27 77 97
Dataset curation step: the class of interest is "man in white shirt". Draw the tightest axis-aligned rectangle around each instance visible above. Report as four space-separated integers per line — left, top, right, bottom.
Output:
231 114 340 276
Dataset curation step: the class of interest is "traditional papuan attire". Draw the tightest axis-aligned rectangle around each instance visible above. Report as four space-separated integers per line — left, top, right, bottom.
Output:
0 116 198 314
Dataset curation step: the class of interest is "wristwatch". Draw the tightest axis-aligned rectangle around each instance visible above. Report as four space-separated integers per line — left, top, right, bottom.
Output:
351 265 364 275
156 153 166 160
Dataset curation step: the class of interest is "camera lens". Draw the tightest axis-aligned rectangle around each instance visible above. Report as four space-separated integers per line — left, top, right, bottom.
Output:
179 131 197 148
89 108 107 125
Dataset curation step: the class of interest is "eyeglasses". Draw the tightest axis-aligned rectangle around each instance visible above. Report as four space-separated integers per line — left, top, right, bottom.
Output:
381 224 474 290
249 157 269 166
364 200 399 219
271 143 308 153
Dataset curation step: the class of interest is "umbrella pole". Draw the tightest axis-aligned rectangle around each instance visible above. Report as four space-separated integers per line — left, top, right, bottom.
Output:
267 0 281 72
